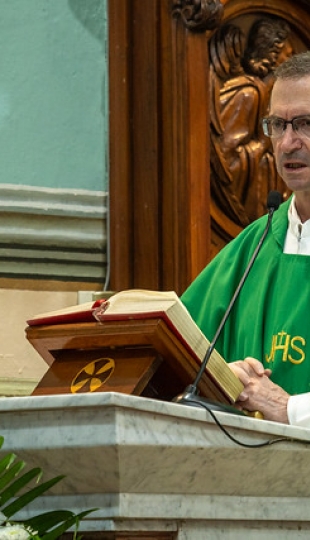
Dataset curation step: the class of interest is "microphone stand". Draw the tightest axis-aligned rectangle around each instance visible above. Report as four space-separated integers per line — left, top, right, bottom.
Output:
173 194 281 412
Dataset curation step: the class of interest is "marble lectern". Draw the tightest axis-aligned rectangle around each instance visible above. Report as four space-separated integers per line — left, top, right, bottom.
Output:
0 392 310 539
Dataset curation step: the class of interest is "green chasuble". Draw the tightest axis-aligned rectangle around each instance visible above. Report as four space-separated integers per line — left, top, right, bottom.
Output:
181 198 310 396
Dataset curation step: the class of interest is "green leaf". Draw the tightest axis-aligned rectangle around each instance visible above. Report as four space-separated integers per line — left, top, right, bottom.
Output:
23 510 77 535
0 437 97 538
23 508 97 538
40 509 96 540
0 468 42 514
2 475 64 519
0 461 26 498
0 454 18 476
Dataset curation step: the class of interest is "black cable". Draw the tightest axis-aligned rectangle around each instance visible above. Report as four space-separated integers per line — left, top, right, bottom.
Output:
185 399 309 448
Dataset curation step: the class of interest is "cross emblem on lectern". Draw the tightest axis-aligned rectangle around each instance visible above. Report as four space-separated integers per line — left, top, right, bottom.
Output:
70 357 115 393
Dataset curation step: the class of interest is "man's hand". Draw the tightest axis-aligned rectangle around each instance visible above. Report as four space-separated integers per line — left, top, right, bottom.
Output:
229 357 289 424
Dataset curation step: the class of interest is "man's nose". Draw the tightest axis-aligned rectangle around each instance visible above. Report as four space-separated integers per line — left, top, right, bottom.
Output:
278 124 302 150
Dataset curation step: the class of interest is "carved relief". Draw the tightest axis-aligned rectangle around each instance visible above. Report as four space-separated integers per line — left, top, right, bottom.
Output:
172 0 224 31
210 17 294 233
171 4 303 248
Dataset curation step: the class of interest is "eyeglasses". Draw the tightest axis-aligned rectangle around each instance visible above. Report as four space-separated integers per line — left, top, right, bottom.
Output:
262 115 310 139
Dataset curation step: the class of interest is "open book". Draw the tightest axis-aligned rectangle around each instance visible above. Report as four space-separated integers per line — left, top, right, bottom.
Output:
27 289 243 403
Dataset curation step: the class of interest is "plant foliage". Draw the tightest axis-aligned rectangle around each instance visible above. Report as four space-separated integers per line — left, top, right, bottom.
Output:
0 436 96 539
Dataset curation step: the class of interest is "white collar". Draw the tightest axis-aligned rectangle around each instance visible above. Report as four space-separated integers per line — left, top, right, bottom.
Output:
288 195 310 239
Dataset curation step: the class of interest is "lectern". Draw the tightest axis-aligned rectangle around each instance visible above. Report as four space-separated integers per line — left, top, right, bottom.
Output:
22 322 310 538
26 319 236 403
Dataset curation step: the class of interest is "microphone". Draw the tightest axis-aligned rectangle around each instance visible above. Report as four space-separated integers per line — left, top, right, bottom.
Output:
174 190 282 412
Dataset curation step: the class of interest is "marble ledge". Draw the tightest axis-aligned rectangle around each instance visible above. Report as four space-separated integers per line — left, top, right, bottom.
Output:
0 390 309 442
1 391 310 529
15 493 310 526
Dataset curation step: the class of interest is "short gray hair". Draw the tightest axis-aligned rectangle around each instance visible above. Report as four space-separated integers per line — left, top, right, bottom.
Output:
274 50 310 79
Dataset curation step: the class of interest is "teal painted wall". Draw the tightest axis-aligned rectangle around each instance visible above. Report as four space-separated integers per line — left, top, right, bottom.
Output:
0 0 108 191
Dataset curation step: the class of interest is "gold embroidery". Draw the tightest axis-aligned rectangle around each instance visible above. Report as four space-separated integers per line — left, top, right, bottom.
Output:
265 332 306 365
288 336 306 364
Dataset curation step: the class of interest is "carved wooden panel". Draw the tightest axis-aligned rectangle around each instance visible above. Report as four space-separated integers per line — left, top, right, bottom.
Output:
208 5 310 254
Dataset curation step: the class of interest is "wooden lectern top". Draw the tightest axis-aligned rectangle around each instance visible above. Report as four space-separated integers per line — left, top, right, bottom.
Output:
26 318 231 403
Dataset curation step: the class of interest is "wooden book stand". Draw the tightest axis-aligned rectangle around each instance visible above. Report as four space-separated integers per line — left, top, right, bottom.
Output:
26 318 230 403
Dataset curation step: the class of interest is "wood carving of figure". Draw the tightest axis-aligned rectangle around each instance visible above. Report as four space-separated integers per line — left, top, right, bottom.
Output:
210 18 293 229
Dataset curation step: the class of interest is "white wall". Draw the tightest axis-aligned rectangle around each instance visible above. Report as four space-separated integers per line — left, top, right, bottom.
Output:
0 289 79 395
0 0 109 396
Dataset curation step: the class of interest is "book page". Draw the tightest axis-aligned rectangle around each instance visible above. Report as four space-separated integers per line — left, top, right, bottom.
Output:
96 289 180 315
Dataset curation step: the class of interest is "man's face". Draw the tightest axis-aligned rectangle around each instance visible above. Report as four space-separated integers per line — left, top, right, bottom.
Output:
270 75 310 194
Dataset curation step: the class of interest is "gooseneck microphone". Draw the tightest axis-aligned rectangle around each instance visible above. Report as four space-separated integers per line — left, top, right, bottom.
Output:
174 190 282 412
